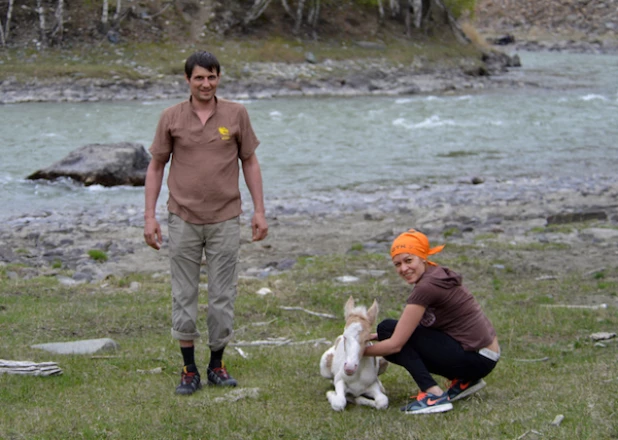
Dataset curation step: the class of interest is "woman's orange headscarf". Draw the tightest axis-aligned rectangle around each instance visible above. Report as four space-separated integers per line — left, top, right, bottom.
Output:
390 229 444 266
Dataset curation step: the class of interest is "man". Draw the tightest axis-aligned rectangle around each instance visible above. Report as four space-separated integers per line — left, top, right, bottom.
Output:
144 51 268 395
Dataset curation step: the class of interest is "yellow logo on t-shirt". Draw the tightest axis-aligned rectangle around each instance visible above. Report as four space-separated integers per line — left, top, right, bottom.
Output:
218 126 230 140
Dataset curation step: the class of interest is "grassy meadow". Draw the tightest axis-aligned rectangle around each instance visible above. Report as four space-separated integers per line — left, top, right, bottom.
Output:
1 242 617 439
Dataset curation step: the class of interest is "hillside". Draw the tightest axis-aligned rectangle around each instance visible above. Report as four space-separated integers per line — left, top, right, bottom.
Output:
2 0 468 49
474 0 618 52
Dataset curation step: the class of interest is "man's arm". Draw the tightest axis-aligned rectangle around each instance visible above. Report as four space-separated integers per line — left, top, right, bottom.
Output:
241 153 268 242
143 157 166 250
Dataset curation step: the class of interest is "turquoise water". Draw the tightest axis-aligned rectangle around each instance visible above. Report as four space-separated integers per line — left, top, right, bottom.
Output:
1 51 617 219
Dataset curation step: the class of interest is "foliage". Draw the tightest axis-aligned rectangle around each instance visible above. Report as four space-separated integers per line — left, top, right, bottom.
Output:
1 242 617 439
444 0 477 18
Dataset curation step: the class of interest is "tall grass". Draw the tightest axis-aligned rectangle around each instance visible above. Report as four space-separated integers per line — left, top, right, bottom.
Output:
1 243 617 439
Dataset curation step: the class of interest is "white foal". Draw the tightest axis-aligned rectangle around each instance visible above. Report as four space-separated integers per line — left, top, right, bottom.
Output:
319 296 389 411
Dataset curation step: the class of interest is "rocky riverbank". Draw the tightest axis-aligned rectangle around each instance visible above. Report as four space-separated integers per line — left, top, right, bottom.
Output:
0 53 520 105
2 174 617 299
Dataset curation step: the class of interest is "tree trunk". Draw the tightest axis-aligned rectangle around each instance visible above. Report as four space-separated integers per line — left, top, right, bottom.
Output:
281 0 293 18
36 0 48 47
428 0 470 44
404 0 411 37
102 0 109 26
114 0 122 21
390 0 400 17
53 0 64 42
412 0 422 28
1 0 14 44
308 0 320 29
0 20 5 47
244 0 274 25
293 0 306 35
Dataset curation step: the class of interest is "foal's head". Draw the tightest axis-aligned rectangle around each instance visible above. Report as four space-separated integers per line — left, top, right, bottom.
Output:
341 296 378 376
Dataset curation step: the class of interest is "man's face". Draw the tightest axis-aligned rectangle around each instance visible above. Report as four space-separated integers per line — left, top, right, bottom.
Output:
186 65 220 103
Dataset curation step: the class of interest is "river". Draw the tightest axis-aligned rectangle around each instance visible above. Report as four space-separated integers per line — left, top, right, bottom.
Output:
1 51 617 221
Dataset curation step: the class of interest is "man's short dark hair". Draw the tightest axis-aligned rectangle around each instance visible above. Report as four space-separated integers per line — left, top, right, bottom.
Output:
184 51 220 78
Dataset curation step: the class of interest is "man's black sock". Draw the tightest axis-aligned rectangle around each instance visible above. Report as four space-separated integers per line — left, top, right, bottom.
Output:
209 348 224 369
181 346 196 367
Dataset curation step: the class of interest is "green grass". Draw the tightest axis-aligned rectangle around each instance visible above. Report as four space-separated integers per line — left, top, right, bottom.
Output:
0 34 484 84
87 249 109 262
1 245 617 439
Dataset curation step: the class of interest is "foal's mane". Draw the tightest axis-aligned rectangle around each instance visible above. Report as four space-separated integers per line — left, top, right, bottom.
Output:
345 307 372 329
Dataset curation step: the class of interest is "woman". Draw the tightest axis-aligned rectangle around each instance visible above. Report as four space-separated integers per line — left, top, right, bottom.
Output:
364 229 500 415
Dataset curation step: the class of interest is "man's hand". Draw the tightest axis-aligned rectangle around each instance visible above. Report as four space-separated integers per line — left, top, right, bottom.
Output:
144 217 163 250
251 212 268 242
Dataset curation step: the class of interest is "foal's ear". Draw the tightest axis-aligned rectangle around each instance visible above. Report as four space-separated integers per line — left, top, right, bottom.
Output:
344 295 355 318
367 299 379 324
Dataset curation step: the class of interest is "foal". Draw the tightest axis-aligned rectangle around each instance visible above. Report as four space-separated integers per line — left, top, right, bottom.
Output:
319 296 389 411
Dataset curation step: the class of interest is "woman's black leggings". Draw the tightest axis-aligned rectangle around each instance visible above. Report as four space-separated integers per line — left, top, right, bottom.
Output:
377 318 498 392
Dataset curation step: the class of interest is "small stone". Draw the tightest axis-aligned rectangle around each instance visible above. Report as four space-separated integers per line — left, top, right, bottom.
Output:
256 287 272 296
590 332 616 341
550 414 564 426
335 276 359 283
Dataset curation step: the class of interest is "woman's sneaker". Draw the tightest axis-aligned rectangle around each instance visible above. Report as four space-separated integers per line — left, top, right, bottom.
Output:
175 364 201 395
447 378 486 401
207 362 238 387
401 391 453 414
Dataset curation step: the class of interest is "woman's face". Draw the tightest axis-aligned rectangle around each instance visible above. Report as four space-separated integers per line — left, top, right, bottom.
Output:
392 253 426 284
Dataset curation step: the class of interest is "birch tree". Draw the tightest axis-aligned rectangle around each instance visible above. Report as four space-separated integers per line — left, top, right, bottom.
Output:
244 0 274 25
412 0 422 29
281 0 292 17
428 0 470 44
0 0 15 46
389 0 400 17
102 0 109 27
52 0 64 42
293 0 306 34
113 0 122 21
36 0 48 47
307 0 320 30
249 0 312 35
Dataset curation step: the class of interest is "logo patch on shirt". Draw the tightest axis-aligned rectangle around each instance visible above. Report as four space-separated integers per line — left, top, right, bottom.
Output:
218 126 230 140
420 308 436 327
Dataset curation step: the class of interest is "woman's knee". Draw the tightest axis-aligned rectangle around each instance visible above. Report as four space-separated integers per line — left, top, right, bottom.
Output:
377 318 398 340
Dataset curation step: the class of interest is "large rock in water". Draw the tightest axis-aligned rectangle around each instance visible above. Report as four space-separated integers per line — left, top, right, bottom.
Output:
27 142 150 187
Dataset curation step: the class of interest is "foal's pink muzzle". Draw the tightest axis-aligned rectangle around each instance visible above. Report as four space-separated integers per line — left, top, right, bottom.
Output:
344 363 358 375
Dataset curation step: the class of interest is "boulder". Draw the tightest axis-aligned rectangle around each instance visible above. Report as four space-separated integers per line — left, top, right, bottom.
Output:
27 142 150 187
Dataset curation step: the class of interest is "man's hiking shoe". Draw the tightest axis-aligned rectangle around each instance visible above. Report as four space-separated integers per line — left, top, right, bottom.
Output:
447 378 486 401
401 391 453 415
207 362 238 387
175 365 201 395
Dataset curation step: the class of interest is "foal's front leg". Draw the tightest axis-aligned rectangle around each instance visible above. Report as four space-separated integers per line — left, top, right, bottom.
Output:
354 380 389 410
326 377 347 411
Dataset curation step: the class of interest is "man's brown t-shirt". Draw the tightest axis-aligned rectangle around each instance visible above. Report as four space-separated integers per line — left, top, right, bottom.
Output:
406 265 496 351
149 97 260 224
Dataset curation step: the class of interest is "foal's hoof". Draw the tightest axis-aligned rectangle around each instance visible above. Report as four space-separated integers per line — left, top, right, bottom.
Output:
326 391 347 411
375 396 389 410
